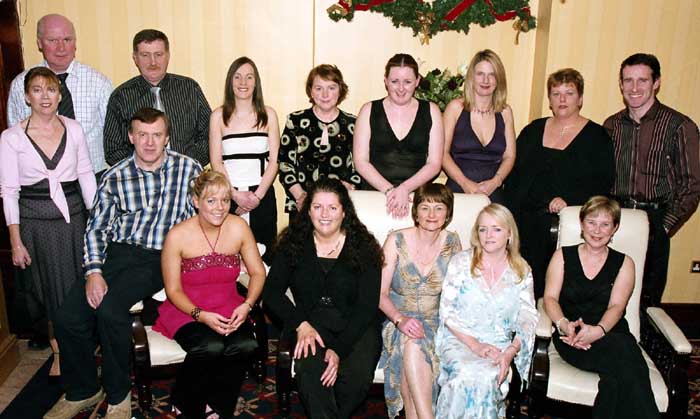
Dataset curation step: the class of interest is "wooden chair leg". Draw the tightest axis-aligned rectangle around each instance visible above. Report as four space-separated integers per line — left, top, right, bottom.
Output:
276 328 293 418
506 364 522 419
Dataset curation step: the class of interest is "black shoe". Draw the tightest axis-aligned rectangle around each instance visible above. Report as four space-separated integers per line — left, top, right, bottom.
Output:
28 337 50 350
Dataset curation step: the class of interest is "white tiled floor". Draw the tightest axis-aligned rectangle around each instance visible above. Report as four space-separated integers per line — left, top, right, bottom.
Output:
0 340 52 414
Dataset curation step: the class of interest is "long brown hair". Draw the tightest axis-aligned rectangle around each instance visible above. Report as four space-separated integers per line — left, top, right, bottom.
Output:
222 56 268 129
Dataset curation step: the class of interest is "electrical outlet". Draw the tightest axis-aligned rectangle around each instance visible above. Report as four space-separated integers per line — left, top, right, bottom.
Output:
691 261 700 273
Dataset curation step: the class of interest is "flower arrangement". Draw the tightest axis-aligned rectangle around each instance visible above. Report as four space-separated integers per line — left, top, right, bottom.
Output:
414 67 465 112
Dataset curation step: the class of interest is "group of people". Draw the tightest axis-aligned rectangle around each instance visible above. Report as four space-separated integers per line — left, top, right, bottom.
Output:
0 10 697 419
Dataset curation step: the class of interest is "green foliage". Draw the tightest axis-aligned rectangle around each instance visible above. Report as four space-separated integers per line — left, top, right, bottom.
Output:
329 0 536 38
414 68 465 112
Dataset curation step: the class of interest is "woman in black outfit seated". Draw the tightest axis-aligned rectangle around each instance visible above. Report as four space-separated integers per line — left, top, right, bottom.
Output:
544 196 659 418
263 178 384 419
505 68 614 298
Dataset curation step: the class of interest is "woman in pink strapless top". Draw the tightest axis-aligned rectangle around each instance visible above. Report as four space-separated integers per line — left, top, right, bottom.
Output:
153 170 266 419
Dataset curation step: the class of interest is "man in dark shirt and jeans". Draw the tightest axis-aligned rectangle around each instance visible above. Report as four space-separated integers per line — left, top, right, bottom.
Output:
605 53 700 307
45 108 201 419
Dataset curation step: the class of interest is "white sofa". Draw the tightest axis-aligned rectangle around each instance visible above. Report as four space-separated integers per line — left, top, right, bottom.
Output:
275 190 501 417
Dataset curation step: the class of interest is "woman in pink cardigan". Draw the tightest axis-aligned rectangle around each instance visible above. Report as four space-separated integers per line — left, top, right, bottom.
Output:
0 67 96 378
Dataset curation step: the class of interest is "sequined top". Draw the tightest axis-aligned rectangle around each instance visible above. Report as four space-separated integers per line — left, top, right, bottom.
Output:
153 252 243 339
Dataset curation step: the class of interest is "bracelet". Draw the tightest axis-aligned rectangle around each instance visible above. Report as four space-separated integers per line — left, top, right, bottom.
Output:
555 317 569 335
384 186 395 196
243 300 254 310
190 306 202 321
394 316 404 327
505 344 519 354
252 193 261 201
597 324 607 335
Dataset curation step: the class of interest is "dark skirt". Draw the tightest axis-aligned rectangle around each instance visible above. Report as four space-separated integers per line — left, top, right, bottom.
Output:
17 180 87 321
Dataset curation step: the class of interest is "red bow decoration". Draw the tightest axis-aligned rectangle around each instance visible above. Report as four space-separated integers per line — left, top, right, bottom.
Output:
337 0 394 12
444 0 530 22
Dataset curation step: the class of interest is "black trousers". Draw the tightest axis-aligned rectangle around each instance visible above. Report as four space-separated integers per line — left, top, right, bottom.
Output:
54 243 163 405
172 321 258 419
229 185 277 265
517 210 557 299
553 330 660 419
640 208 670 307
294 326 381 419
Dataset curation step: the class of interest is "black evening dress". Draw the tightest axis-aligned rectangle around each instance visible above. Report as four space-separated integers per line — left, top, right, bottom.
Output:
360 99 432 189
553 245 660 419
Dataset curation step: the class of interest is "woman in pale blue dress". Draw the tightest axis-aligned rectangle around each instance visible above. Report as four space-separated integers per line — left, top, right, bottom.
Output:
436 203 537 419
379 183 461 419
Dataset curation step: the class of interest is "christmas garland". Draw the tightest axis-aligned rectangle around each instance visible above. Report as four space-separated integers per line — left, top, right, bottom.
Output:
328 0 535 44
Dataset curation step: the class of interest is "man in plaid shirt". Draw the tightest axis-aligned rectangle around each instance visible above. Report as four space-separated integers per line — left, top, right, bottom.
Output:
45 108 202 419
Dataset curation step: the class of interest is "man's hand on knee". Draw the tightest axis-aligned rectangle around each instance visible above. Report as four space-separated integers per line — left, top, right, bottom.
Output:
86 273 109 309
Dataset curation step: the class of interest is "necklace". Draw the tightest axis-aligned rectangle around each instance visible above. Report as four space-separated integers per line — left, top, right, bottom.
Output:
474 107 493 116
414 229 442 266
559 124 573 140
198 217 222 253
314 233 344 257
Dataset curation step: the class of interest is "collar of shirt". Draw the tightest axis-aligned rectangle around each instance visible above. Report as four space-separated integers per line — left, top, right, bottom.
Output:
136 73 171 92
623 98 662 125
41 59 77 77
128 148 177 173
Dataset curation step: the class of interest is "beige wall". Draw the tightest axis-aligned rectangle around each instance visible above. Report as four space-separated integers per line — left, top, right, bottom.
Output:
17 0 700 302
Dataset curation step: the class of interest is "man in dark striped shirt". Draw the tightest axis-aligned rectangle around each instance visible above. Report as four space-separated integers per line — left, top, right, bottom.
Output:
47 108 202 419
103 29 211 167
605 53 700 307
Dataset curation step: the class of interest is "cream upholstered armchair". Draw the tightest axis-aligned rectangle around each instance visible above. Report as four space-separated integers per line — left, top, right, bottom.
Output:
130 267 268 416
275 191 528 418
528 206 692 418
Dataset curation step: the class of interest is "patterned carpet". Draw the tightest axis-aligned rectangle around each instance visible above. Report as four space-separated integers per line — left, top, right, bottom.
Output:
3 339 700 418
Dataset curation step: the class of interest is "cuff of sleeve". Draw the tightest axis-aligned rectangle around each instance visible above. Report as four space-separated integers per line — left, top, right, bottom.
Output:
662 213 677 236
84 264 103 276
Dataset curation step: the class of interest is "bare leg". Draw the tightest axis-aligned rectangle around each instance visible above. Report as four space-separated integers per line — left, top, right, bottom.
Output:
400 367 417 419
49 322 60 376
49 338 60 376
402 340 435 419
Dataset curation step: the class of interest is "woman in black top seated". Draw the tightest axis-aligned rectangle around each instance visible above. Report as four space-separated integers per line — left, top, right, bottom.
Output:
263 178 384 418
505 68 614 298
544 196 659 418
353 53 444 218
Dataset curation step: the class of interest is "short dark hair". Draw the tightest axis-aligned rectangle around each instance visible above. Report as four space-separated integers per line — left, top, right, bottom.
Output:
305 64 349 105
411 183 454 229
132 29 169 53
619 53 661 82
128 107 171 136
24 67 60 93
384 53 419 79
547 68 584 96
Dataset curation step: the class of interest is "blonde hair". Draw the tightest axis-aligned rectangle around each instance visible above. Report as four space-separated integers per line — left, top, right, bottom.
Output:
192 169 231 200
462 49 508 113
470 204 529 281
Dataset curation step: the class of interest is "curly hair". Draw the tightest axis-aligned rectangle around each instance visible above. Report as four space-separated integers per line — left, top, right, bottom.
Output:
275 178 383 272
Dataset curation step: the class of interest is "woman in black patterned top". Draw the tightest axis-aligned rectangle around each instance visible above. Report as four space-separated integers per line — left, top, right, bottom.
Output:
279 65 361 216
